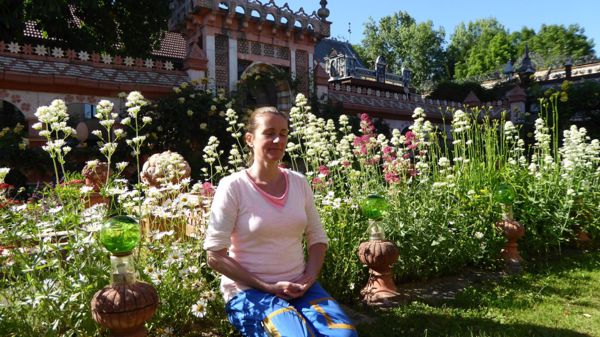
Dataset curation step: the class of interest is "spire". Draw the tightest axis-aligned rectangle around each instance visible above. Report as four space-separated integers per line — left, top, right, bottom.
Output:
517 43 536 86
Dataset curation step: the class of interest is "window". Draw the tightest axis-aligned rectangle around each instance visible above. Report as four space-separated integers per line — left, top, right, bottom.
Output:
84 104 97 119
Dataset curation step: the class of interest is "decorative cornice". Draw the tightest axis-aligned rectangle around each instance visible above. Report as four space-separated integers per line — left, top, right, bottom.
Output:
169 0 330 39
0 40 178 72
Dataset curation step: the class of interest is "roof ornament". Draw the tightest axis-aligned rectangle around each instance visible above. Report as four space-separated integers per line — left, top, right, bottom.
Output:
317 0 329 20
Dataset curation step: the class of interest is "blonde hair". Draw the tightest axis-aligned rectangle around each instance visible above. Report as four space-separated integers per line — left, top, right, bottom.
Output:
245 106 289 165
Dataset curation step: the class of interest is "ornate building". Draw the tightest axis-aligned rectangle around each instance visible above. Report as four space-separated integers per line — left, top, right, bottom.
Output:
0 0 331 145
168 0 332 110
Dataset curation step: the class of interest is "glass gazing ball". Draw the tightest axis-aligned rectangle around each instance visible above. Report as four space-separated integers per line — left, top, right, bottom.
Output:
494 183 516 205
99 215 141 255
360 194 389 220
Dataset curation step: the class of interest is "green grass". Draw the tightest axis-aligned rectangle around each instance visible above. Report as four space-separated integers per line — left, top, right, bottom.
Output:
353 250 600 337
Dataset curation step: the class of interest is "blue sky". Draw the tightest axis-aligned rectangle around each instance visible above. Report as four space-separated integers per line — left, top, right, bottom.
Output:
283 0 599 53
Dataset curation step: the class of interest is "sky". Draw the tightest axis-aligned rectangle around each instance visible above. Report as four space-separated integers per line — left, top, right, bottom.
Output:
282 0 599 53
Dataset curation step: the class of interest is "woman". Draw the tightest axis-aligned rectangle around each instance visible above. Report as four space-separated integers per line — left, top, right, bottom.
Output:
204 107 357 337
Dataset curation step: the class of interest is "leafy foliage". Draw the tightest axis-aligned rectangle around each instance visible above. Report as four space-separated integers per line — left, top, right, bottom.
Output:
1 0 170 56
356 11 447 91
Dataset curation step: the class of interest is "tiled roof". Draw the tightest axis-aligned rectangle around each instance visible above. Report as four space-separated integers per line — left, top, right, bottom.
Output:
151 32 186 59
314 38 365 68
0 54 188 87
23 21 186 60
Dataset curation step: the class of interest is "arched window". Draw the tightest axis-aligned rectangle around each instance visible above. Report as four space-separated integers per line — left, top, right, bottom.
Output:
218 2 229 11
251 9 261 18
265 13 275 22
235 5 245 15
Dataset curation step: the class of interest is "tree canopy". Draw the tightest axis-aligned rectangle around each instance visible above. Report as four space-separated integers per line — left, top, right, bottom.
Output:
355 11 446 92
355 13 596 84
0 0 171 57
447 20 596 80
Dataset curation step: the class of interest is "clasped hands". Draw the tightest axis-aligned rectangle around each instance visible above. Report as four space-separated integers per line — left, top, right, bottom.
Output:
269 273 316 300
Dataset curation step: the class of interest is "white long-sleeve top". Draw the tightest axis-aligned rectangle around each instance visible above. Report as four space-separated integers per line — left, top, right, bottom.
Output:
203 169 328 302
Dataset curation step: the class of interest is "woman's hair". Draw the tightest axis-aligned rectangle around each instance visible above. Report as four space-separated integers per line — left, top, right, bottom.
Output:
245 106 289 165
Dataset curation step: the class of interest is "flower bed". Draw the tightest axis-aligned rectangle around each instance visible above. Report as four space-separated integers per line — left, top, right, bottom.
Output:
0 87 598 335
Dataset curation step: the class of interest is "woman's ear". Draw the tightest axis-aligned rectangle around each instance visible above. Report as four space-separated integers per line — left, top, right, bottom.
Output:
244 132 253 148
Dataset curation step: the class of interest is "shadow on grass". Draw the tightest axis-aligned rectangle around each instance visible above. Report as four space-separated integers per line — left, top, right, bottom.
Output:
446 250 600 311
355 311 592 337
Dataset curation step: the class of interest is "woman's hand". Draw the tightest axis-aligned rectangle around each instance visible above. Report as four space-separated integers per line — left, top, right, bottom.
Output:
268 281 305 300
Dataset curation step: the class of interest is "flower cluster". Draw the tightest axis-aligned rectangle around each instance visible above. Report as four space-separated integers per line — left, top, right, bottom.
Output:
32 99 76 183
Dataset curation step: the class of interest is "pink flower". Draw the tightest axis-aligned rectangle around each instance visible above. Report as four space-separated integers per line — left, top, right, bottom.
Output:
384 172 400 183
201 182 215 197
382 146 396 162
359 113 375 135
318 165 330 176
341 160 351 167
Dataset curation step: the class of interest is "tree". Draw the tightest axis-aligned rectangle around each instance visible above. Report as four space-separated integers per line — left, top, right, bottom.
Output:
448 19 596 80
525 24 595 67
0 0 170 57
448 18 511 79
356 11 446 91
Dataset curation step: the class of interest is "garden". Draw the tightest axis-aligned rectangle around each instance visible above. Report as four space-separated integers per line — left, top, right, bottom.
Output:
0 82 599 336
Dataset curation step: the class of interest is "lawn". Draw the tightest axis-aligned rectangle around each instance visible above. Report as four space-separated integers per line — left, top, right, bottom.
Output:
354 250 600 337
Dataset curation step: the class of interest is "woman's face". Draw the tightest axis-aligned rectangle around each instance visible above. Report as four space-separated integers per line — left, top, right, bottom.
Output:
246 112 289 165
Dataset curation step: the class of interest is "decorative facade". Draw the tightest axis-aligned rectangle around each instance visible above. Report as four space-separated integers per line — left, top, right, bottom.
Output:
168 0 331 110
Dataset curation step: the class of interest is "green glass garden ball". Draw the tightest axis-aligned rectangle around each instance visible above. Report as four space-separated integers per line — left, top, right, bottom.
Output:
494 183 516 205
99 215 141 255
360 194 389 220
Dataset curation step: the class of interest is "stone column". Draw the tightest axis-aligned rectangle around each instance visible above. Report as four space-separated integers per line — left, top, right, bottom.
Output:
205 34 216 91
308 52 314 95
290 47 297 79
228 37 238 92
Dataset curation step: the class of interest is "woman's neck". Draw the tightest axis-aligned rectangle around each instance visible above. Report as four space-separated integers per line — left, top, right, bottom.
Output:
247 162 281 183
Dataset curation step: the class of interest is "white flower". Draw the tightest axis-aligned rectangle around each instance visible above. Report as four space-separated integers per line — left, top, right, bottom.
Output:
116 162 129 171
86 160 99 169
97 100 114 115
474 231 484 240
121 117 131 125
48 206 63 214
0 167 10 183
114 128 125 138
191 299 208 318
152 230 174 240
80 185 94 194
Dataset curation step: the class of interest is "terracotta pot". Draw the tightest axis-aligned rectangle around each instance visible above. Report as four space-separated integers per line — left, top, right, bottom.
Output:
82 162 110 192
496 218 525 274
91 281 158 337
86 192 109 208
575 229 592 249
357 239 401 305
